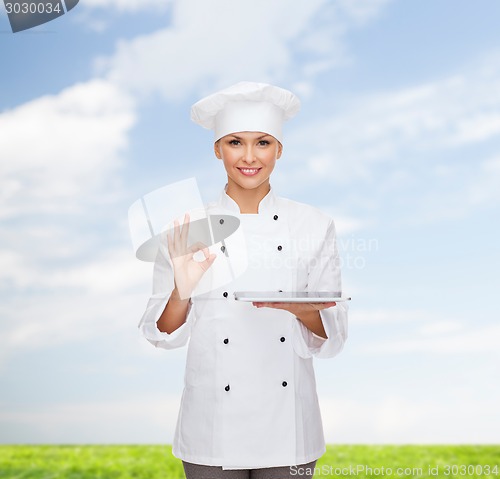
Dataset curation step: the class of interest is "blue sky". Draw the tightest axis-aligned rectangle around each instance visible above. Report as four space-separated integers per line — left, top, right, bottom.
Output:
1 0 499 445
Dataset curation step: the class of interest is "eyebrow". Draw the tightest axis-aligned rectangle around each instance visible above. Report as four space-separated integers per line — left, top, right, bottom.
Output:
229 134 271 140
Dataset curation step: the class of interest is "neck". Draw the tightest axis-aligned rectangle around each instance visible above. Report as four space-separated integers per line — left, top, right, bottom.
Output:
226 179 270 214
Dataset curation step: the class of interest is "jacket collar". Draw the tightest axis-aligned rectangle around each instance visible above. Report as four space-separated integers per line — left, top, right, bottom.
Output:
218 184 278 214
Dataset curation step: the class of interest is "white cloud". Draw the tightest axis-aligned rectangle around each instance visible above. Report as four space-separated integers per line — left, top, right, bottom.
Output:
81 0 170 12
418 320 463 336
446 112 500 146
350 309 432 323
0 395 181 443
0 288 145 351
44 248 150 294
0 79 143 367
0 247 153 368
333 215 370 235
0 250 31 289
335 0 392 25
72 0 170 32
320 394 500 443
286 54 500 185
0 79 135 218
0 79 139 308
348 308 499 356
364 324 500 355
0 241 149 296
409 153 500 223
3 391 499 444
96 0 391 100
273 51 500 226
482 156 500 172
467 156 500 205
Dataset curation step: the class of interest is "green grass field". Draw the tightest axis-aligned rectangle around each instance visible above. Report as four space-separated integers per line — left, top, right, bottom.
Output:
0 445 499 478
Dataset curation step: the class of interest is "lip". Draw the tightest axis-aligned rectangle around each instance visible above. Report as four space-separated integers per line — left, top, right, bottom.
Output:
237 167 262 176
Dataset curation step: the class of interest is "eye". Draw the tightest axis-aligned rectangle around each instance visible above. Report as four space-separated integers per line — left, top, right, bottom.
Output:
258 140 270 146
228 139 240 146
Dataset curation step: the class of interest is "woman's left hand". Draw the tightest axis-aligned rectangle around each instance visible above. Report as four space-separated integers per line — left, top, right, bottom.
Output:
251 301 336 315
251 302 336 339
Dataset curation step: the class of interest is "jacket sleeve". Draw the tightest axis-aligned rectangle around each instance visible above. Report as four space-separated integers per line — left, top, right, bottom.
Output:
292 219 348 359
138 232 195 350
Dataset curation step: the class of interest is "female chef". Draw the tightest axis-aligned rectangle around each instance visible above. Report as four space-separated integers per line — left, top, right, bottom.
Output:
139 82 348 479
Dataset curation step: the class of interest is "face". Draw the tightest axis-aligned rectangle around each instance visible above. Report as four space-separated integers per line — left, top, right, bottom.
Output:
214 131 283 193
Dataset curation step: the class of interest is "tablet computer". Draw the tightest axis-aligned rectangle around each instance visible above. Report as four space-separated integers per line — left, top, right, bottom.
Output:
234 291 351 303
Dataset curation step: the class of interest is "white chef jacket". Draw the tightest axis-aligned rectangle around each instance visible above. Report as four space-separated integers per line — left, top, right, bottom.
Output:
139 186 348 470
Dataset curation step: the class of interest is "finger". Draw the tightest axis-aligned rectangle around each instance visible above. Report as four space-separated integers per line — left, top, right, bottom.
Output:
167 231 174 255
252 302 282 309
199 253 217 272
317 301 336 309
180 212 190 246
173 219 180 245
188 241 208 254
171 219 183 256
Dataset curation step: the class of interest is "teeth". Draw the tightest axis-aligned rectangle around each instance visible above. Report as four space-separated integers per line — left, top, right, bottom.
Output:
240 168 259 173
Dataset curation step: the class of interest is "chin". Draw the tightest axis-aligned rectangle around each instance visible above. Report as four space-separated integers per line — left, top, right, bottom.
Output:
233 177 266 189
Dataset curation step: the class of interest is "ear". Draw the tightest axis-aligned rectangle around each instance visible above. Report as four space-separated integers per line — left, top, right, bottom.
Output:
214 140 222 159
276 141 283 159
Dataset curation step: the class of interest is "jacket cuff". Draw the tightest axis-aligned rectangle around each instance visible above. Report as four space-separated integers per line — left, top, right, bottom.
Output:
292 303 348 359
138 294 193 350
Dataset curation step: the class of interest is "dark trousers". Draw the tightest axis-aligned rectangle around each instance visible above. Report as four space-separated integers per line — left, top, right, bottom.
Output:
182 459 317 479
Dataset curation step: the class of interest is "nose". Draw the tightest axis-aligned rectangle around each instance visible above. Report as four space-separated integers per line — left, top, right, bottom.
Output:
241 145 256 164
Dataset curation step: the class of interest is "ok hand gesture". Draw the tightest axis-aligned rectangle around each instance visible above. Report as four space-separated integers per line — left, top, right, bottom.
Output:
167 213 217 300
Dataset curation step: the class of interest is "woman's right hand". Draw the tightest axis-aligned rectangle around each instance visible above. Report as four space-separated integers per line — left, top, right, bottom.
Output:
167 213 217 300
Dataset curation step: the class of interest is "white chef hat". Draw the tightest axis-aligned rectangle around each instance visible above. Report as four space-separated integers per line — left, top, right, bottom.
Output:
190 81 300 143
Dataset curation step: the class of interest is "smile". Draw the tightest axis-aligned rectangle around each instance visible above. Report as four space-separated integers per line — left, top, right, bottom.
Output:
237 167 261 176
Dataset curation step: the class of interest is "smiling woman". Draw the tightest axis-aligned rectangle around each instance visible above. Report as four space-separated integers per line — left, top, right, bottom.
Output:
214 132 282 214
139 82 348 479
